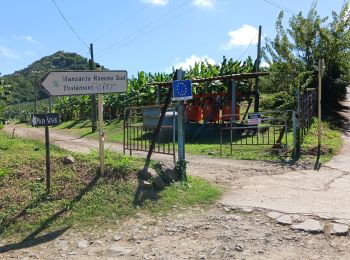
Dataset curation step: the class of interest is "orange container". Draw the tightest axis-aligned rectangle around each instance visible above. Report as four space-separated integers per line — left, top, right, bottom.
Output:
221 103 240 121
185 104 202 123
202 102 219 123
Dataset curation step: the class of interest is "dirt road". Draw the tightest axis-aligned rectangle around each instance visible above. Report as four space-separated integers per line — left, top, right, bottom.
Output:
1 87 350 259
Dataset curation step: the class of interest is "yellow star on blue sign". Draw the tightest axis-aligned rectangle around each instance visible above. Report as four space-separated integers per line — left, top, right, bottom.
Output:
172 80 192 101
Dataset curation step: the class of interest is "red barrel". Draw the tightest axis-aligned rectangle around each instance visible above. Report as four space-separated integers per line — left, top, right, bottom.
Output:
221 102 240 121
185 104 202 123
202 102 219 123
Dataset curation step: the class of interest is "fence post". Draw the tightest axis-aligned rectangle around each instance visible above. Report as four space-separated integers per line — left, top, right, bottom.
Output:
295 90 301 157
292 111 297 158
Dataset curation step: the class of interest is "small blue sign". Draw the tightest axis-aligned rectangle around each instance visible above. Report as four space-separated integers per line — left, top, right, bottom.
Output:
172 80 193 101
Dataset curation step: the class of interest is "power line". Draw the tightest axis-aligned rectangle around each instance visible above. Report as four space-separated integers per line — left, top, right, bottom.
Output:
262 0 297 15
51 0 89 49
97 6 196 59
92 5 150 44
97 0 189 57
76 4 150 54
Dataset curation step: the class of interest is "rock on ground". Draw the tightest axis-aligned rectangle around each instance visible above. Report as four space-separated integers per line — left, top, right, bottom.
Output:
276 215 293 225
330 223 349 236
290 219 324 233
267 211 284 220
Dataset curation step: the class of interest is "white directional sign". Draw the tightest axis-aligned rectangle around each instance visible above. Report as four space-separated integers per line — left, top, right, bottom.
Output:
41 70 127 96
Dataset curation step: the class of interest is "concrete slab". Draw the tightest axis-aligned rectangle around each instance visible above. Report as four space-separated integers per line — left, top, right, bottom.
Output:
222 169 350 223
221 87 350 223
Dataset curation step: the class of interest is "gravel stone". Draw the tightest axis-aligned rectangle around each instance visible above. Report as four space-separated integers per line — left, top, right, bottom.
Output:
112 235 123 241
77 240 89 249
276 215 293 225
267 211 284 220
291 219 324 233
330 223 349 236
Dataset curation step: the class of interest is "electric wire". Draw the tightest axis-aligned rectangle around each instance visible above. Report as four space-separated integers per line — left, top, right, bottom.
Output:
77 3 151 53
237 32 259 61
51 0 89 49
96 0 190 57
262 0 297 15
92 5 149 43
97 6 196 59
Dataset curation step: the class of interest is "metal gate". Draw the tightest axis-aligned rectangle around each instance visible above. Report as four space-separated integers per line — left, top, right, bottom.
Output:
298 90 317 141
220 110 290 155
123 105 176 161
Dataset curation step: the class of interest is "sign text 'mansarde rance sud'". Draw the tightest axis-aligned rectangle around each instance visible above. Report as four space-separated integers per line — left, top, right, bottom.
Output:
41 70 127 96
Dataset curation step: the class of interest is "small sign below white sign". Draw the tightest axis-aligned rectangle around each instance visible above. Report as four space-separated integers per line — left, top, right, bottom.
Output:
31 113 60 127
248 113 262 125
41 70 127 96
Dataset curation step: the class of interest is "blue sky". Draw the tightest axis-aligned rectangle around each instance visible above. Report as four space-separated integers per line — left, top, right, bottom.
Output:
0 0 346 77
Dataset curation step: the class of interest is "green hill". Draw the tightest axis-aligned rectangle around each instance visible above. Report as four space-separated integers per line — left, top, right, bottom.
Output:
4 51 90 104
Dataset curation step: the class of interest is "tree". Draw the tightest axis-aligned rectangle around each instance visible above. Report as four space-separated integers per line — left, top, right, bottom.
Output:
0 77 12 119
261 1 350 111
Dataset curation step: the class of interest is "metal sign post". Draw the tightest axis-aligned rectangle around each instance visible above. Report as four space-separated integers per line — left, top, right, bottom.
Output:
172 72 192 162
31 113 60 193
45 126 51 193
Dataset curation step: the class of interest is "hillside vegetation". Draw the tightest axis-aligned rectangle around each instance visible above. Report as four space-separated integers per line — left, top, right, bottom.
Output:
3 51 89 104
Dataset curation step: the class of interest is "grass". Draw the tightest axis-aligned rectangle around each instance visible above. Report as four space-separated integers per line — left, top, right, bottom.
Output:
53 119 124 143
184 123 293 161
300 119 342 163
33 115 343 162
0 131 222 241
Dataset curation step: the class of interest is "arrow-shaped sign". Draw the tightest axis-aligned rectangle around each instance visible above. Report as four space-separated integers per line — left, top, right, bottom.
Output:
41 70 128 96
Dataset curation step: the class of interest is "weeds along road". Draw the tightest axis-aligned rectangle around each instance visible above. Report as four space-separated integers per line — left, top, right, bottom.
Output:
3 123 303 185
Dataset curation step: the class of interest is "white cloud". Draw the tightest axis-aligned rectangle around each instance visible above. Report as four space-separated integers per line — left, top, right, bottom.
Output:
193 0 216 9
260 61 270 68
142 0 169 6
13 34 38 43
167 55 216 71
222 24 258 49
20 35 37 43
0 46 20 59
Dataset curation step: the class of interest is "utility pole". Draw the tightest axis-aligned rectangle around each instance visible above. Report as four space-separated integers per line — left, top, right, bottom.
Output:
32 70 40 113
318 59 325 152
254 25 262 113
89 43 97 133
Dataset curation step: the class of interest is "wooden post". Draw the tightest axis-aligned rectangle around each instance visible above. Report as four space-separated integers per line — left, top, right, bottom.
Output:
231 80 236 121
98 94 105 174
254 25 262 112
318 60 324 151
